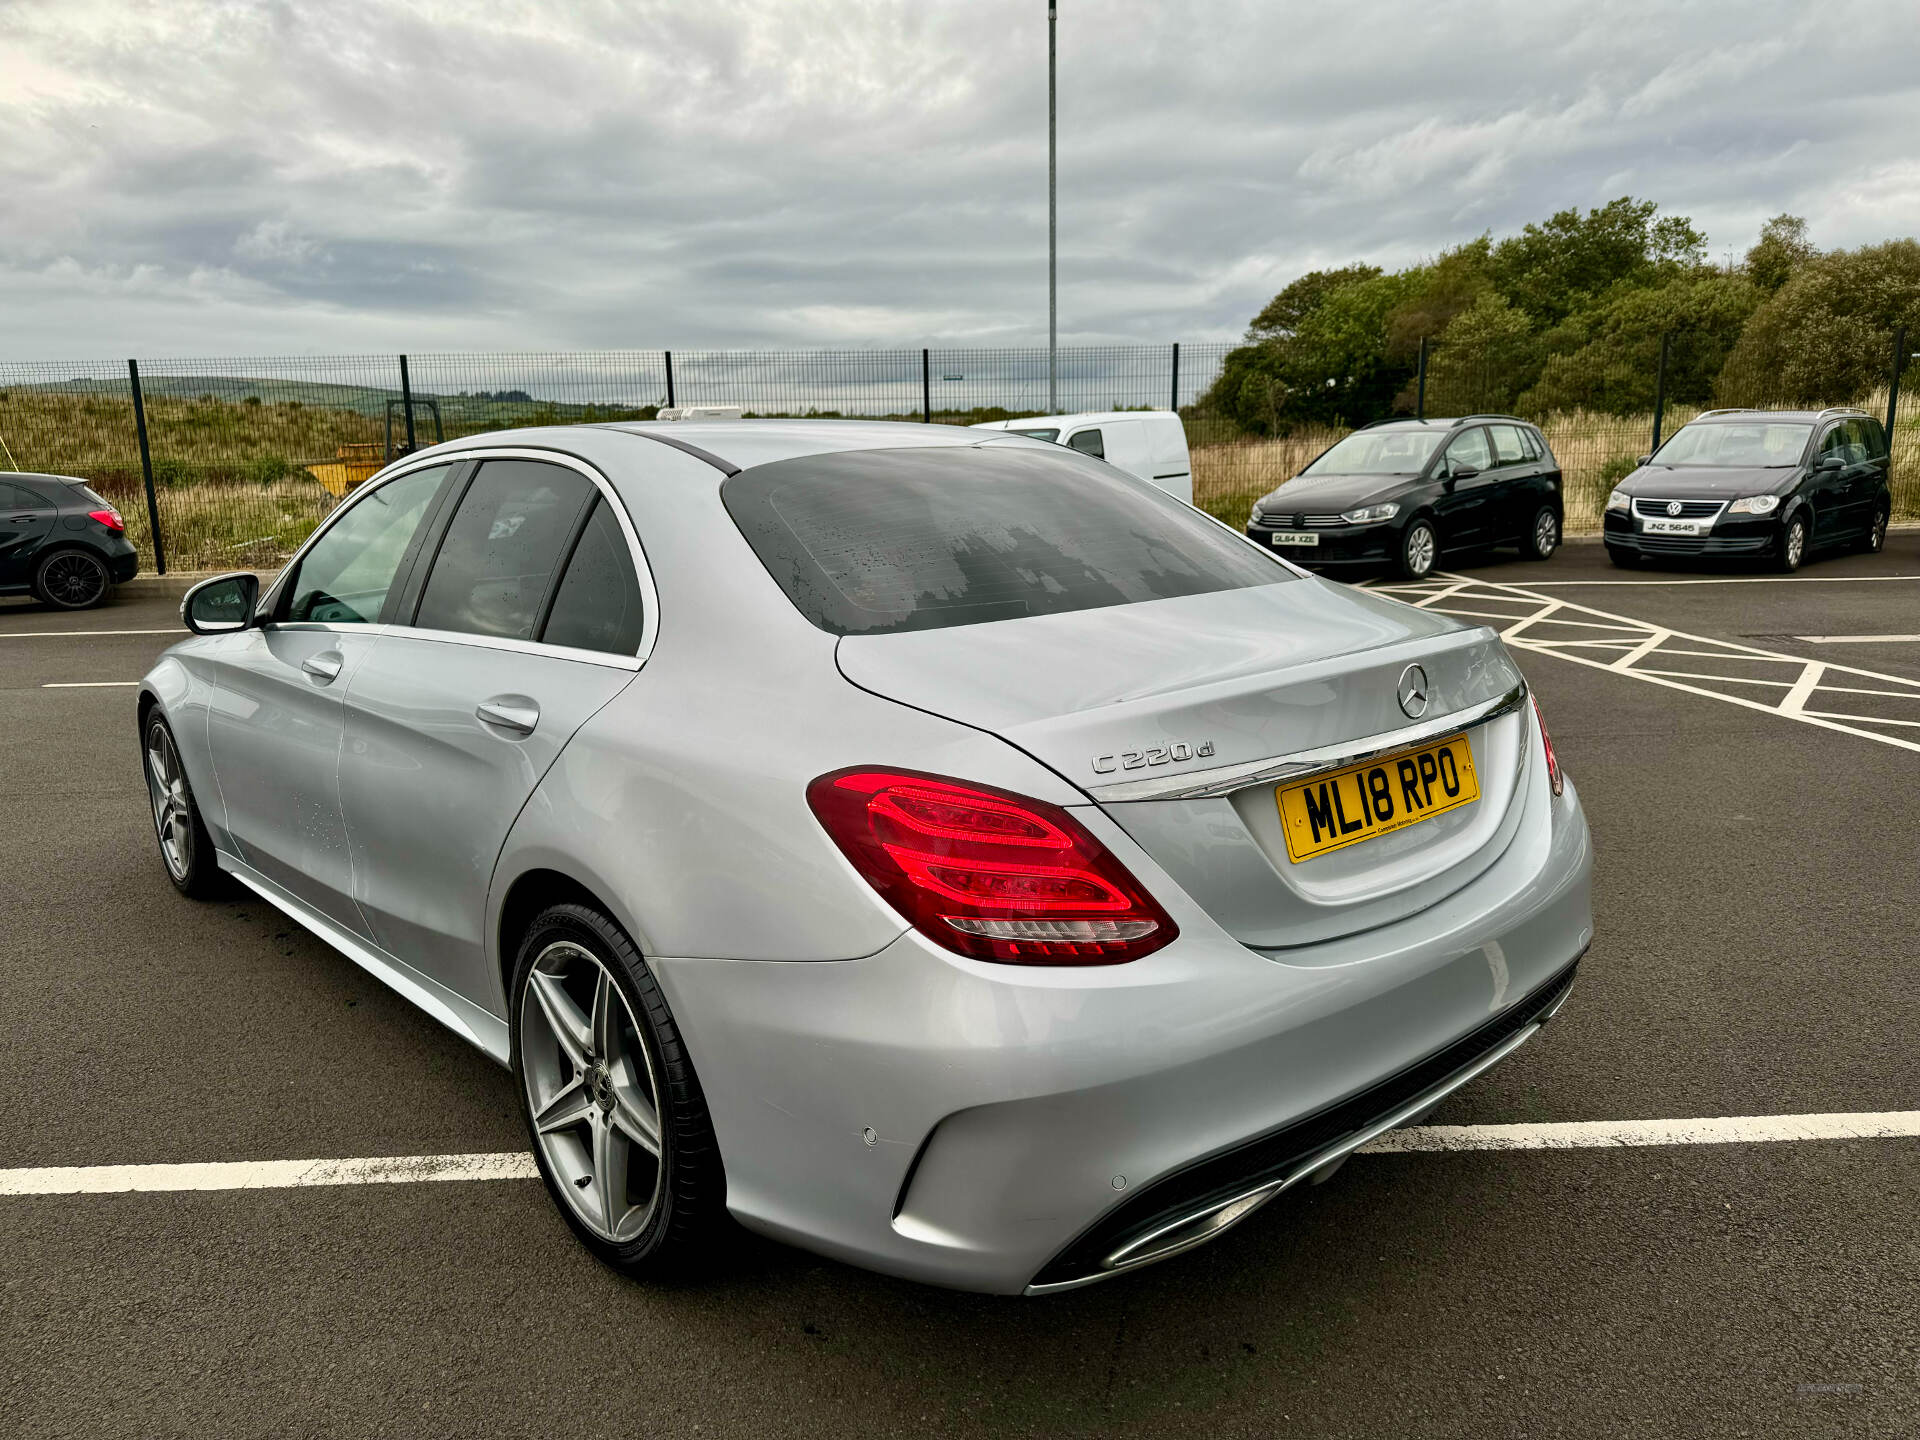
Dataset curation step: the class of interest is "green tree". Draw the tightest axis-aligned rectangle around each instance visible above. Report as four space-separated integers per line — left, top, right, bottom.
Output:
1421 293 1538 415
1489 197 1705 326
1522 273 1760 413
1246 264 1384 339
1744 214 1817 295
1717 239 1920 403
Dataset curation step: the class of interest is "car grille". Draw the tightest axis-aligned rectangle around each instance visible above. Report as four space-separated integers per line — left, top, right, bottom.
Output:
1254 512 1345 528
1633 498 1723 520
1027 959 1581 1291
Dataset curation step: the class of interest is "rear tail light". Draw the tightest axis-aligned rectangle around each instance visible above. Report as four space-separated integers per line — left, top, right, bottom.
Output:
88 508 124 532
807 767 1177 965
1531 695 1563 797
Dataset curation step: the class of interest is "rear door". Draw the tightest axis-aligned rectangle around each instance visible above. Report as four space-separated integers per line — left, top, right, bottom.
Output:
1810 422 1853 543
337 456 645 1003
0 480 57 586
205 461 454 932
1095 420 1153 483
1484 424 1533 540
1146 415 1193 502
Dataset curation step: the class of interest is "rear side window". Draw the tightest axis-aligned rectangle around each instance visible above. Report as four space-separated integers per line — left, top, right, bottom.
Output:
1489 426 1527 465
1066 429 1105 458
1861 419 1889 460
74 483 113 509
723 445 1290 637
540 498 646 655
414 460 595 640
0 480 40 509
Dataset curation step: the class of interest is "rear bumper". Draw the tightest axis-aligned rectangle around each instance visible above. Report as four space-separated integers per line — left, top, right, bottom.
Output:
108 547 140 583
653 765 1595 1294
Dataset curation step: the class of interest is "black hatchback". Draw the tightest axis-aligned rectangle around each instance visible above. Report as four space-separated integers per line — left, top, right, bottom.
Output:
0 473 140 609
1245 416 1564 579
1602 409 1892 572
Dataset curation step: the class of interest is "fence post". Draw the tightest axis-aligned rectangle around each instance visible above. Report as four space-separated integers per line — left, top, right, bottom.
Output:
399 355 417 455
922 349 932 423
1887 325 1907 443
127 360 166 577
664 351 675 410
1169 342 1180 412
1415 337 1429 420
1650 332 1672 454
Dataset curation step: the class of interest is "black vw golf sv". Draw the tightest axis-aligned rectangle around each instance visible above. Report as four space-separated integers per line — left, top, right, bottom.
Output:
1245 416 1564 580
1603 409 1892 572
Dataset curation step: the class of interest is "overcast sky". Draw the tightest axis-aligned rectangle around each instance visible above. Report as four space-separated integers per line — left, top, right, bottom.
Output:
2 0 1917 361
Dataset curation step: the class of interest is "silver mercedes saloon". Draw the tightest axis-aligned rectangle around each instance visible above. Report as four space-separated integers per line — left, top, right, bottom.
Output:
138 419 1593 1294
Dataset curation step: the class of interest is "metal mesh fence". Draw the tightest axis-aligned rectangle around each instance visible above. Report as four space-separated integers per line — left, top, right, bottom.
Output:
0 338 1906 574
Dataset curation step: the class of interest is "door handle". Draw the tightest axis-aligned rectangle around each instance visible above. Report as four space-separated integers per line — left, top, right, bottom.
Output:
301 651 344 684
476 696 540 736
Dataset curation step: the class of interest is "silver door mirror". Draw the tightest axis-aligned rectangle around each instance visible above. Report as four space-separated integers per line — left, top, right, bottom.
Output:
182 572 260 635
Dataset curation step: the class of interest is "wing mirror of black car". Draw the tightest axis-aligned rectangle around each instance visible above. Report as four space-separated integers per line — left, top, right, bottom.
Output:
182 572 260 635
1448 463 1480 481
1815 454 1844 473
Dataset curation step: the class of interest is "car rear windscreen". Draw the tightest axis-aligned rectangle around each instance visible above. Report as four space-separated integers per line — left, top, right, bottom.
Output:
723 444 1292 636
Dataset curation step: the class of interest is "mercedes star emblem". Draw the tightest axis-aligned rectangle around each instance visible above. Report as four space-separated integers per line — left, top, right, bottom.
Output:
1397 663 1430 720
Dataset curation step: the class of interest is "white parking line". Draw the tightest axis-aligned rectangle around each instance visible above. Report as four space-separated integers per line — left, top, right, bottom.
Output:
0 628 182 637
1362 1111 1920 1153
41 681 140 688
5 1111 1916 1195
1373 573 1920 754
1489 574 1920 587
1796 634 1920 644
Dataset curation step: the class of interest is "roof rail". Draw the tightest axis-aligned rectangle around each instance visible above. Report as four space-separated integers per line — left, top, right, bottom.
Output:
1453 414 1529 427
1357 415 1435 429
1689 408 1748 419
1815 406 1868 419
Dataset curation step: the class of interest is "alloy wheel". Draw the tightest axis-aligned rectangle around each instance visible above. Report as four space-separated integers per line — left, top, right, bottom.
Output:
519 941 665 1243
144 723 193 880
1870 511 1888 552
1785 519 1805 569
42 552 107 608
1405 524 1436 577
1533 511 1557 557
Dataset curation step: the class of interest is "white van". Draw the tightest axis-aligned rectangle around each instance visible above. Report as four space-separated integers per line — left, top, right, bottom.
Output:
970 410 1193 503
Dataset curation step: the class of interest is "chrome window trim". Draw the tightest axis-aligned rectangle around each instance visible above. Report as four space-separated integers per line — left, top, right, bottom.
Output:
1084 679 1529 803
262 445 660 669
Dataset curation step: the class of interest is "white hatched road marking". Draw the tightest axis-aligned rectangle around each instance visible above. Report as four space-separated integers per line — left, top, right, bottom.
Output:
0 628 182 637
1796 634 1920 644
6 1113 1917 1195
41 681 140 688
1373 572 1920 753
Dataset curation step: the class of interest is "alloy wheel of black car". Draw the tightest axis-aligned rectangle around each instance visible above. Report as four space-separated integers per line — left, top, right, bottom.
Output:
35 549 110 610
1777 515 1807 574
1397 519 1438 579
1863 507 1888 554
1523 507 1558 561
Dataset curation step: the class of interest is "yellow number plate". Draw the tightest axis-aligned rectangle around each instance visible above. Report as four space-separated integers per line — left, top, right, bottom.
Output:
1276 734 1479 863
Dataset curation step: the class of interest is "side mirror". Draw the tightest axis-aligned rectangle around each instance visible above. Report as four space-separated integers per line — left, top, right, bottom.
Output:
1449 464 1480 481
1636 454 1652 468
182 572 260 635
1815 453 1843 472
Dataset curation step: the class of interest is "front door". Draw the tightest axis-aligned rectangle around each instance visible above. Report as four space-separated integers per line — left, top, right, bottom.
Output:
338 460 644 1004
203 462 452 932
1434 426 1496 550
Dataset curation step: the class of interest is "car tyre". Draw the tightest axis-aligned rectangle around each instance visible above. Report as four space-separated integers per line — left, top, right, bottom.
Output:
143 711 223 898
511 902 727 1278
1396 518 1439 580
1776 513 1808 574
1860 505 1889 554
1522 506 1559 561
33 547 111 610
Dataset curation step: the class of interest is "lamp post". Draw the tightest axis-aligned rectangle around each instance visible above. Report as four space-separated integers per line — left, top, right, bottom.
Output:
1048 2 1057 411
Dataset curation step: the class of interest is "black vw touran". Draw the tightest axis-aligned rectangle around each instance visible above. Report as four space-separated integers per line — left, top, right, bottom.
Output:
1245 417 1564 579
1603 409 1892 572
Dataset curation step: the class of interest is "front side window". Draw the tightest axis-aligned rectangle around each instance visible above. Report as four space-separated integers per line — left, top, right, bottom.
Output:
1445 428 1492 473
1657 422 1810 467
1490 425 1527 465
414 459 595 640
540 498 646 656
1302 429 1446 477
724 444 1291 637
286 465 449 624
1066 429 1105 458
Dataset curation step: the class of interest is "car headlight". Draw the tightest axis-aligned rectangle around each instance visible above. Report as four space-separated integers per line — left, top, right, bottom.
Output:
1605 489 1631 513
1728 495 1780 515
1340 502 1400 524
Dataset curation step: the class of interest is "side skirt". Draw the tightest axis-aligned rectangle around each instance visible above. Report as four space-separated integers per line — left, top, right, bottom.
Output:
217 851 511 1066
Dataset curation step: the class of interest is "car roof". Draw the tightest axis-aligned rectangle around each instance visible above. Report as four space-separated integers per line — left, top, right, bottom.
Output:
1683 408 1868 425
970 411 1179 430
600 418 1041 472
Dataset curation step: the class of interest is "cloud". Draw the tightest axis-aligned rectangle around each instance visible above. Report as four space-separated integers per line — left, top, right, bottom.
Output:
0 0 1915 360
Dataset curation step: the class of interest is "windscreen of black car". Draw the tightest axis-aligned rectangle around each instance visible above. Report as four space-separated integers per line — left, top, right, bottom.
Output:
724 445 1291 636
1302 429 1446 476
1657 422 1810 467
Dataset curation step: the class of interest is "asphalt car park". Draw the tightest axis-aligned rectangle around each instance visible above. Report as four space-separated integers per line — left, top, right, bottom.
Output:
5 534 1919 1438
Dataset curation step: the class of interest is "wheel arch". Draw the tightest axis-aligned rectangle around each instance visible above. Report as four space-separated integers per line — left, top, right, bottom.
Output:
495 866 627 1006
